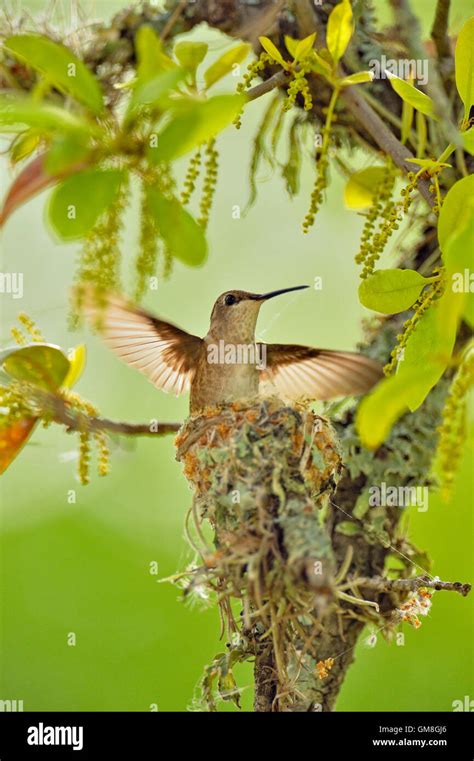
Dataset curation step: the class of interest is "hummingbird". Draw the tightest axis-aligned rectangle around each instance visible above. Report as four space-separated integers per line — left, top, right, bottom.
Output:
83 285 382 412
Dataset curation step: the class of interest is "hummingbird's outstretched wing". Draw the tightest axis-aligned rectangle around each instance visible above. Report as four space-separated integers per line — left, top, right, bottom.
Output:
260 344 382 401
82 291 202 395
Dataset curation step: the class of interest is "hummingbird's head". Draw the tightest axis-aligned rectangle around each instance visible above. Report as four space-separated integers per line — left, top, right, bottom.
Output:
208 286 309 341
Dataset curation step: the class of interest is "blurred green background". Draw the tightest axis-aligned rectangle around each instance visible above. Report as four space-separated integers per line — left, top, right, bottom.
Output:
0 0 472 712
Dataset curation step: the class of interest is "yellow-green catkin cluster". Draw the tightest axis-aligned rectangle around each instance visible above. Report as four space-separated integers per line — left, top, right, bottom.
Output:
11 313 45 346
0 383 33 429
135 181 161 302
434 348 474 498
63 390 110 484
356 161 397 275
359 170 418 279
181 146 202 205
73 175 129 323
384 271 445 376
302 98 337 233
234 52 274 128
198 138 218 228
284 64 313 112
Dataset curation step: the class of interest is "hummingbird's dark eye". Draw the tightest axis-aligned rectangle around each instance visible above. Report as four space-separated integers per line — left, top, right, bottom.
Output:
224 294 237 306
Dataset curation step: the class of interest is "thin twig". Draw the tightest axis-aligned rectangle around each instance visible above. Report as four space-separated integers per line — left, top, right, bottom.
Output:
341 575 471 597
431 0 452 62
29 388 181 437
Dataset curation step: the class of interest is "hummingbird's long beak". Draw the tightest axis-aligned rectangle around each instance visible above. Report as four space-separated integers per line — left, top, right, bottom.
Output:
254 285 310 301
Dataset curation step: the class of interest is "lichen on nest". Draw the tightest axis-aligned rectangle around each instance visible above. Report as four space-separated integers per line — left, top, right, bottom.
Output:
174 397 344 710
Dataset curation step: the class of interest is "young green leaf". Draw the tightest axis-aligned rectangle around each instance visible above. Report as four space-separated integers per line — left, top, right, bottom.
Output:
442 199 474 275
126 68 186 119
146 189 207 266
5 35 104 115
204 43 251 89
385 72 437 118
10 129 41 163
174 41 208 74
294 33 316 61
397 288 464 411
438 174 474 253
340 71 373 87
44 133 91 174
63 344 86 388
48 168 125 241
462 126 474 155
358 269 435 314
326 0 354 65
343 166 386 209
135 25 176 81
455 16 474 121
2 343 70 391
335 521 362 536
0 95 92 135
148 94 245 163
258 37 288 69
284 36 299 59
356 368 428 449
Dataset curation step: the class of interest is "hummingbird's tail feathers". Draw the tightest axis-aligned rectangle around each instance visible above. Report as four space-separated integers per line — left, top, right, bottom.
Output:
80 287 202 396
260 344 383 401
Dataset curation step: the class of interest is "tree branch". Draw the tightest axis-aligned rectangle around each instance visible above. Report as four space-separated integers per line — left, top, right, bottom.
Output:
341 575 472 598
29 389 181 437
431 0 452 62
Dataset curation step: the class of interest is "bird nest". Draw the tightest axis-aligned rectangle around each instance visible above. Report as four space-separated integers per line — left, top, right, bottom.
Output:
174 397 343 709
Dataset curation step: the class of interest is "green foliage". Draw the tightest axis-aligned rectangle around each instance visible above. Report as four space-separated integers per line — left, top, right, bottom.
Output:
454 16 474 122
359 269 437 314
386 73 437 118
326 0 353 65
4 35 104 114
2 344 70 392
147 94 245 163
146 189 207 267
204 43 250 89
48 169 125 241
344 167 389 209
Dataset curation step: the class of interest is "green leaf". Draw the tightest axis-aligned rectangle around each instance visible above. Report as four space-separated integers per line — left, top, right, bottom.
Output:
174 41 208 74
359 269 435 314
48 168 125 241
284 36 299 59
63 344 86 388
258 36 287 68
0 95 92 135
443 203 474 276
135 25 176 81
386 72 437 118
398 288 464 411
401 98 413 145
405 158 450 172
326 0 354 65
464 294 474 329
148 94 245 162
343 166 386 209
146 189 207 266
5 35 104 115
204 43 251 89
126 68 186 119
335 521 362 536
340 71 373 87
10 129 41 163
44 133 91 174
294 33 316 61
356 368 427 449
455 16 474 121
462 126 474 155
438 174 474 254
2 343 70 392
